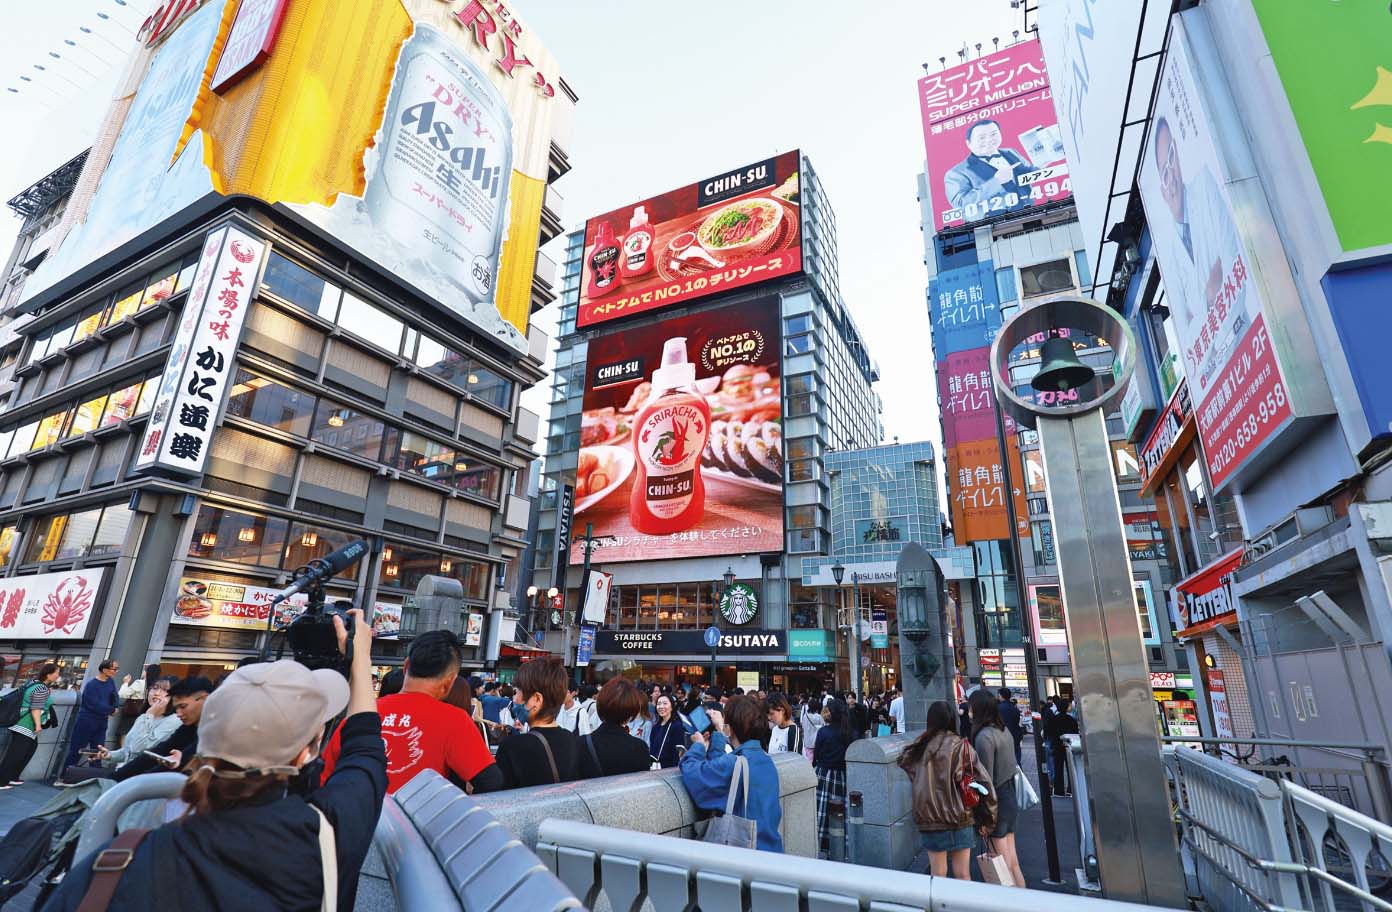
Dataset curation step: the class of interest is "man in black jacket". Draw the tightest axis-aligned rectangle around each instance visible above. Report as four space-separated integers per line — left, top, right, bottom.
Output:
110 676 211 781
998 687 1023 762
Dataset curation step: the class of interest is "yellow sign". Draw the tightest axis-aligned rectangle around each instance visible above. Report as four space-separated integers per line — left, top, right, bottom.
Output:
736 671 760 692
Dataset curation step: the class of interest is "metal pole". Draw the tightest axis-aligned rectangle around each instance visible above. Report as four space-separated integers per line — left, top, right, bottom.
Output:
994 401 1063 885
850 574 863 699
566 522 596 685
847 790 864 865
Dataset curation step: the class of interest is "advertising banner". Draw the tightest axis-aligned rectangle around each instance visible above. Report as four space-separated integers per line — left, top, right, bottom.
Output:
1321 264 1392 444
576 151 803 328
581 570 612 625
947 437 1030 543
25 0 570 356
573 298 783 564
552 484 574 590
593 629 787 657
172 577 306 631
1172 548 1243 638
1207 668 1236 739
464 612 483 648
869 608 889 650
787 629 833 661
937 345 1019 450
576 624 596 667
1251 1 1392 252
1138 21 1292 490
1139 382 1194 492
918 39 1071 231
0 569 107 640
371 601 402 640
1028 582 1067 646
136 224 268 476
1125 512 1166 562
929 261 1000 356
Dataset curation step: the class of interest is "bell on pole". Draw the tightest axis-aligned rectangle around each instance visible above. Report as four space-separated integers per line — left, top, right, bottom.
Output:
1031 336 1096 393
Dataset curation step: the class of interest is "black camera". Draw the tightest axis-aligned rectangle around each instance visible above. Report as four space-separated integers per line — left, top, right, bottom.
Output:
286 598 355 674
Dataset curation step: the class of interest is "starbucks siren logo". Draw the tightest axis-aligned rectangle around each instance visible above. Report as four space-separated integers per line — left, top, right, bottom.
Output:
719 583 758 625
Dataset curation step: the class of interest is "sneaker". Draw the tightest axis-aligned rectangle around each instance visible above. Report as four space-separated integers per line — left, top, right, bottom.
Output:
7 781 21 787
52 780 79 788
0 785 11 791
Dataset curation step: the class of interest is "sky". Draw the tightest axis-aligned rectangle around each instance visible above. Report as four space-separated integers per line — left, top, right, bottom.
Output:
0 0 1031 467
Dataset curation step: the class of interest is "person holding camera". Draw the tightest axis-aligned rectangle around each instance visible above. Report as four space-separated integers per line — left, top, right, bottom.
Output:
680 696 784 852
42 609 386 912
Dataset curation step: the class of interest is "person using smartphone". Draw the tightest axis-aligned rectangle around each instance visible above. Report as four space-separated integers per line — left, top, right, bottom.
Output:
41 609 387 912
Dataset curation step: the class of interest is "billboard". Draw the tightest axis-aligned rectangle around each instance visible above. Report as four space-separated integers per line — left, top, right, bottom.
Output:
172 576 306 631
0 569 107 640
1251 1 1392 252
1321 264 1392 443
918 40 1072 231
937 346 1017 451
1138 20 1292 491
24 0 569 356
946 437 1030 542
573 298 783 563
576 151 803 328
930 261 1001 356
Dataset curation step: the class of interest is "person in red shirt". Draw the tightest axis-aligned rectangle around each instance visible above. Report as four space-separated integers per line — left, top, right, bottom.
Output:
321 629 504 794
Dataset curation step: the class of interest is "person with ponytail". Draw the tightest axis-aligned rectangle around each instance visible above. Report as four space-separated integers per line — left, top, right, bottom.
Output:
42 610 385 912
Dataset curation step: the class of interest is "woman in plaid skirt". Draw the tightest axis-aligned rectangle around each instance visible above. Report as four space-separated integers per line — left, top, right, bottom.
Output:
812 697 858 857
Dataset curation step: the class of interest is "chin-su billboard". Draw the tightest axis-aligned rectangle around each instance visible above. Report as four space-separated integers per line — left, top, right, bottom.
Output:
23 0 571 356
573 297 784 563
576 151 804 329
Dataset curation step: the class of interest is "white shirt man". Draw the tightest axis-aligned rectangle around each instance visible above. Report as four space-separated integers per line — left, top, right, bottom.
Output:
889 692 905 733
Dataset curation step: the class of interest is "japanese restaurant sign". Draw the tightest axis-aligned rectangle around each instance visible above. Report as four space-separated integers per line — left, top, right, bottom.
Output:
171 576 306 631
135 225 268 477
0 569 108 641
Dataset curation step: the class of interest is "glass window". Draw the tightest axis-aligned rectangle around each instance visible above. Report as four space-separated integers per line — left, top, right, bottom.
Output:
1134 580 1155 641
47 320 76 353
90 506 132 556
72 303 107 344
175 255 199 293
788 459 819 482
787 394 814 417
55 508 102 559
638 587 658 628
788 505 818 529
103 381 144 426
463 363 511 410
225 370 315 436
187 505 289 568
785 314 812 335
786 374 815 396
337 293 403 353
0 525 17 568
311 400 389 461
396 430 453 479
32 410 70 450
787 529 817 553
5 422 36 458
69 395 108 437
284 523 358 576
787 438 817 461
107 285 144 324
1023 449 1046 493
263 253 338 320
140 268 178 310
136 377 158 415
619 586 638 627
786 335 813 356
1112 440 1140 483
1031 583 1065 640
24 515 68 563
1019 257 1075 297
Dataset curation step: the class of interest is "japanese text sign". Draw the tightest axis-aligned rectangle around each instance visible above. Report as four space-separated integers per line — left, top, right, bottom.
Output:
930 260 1000 356
0 569 107 641
136 225 268 476
171 576 306 631
919 40 1072 230
1138 21 1291 490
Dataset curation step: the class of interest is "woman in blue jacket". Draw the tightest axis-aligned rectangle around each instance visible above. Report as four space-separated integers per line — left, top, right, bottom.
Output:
680 695 784 852
648 693 685 768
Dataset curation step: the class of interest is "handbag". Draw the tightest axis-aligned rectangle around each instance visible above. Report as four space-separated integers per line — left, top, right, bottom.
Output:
955 738 981 810
1015 768 1039 812
976 835 1015 886
876 723 891 738
530 730 562 784
702 754 757 849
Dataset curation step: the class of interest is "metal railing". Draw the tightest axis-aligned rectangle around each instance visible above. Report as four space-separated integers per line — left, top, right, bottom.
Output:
535 817 1161 912
1164 736 1392 823
1170 743 1392 912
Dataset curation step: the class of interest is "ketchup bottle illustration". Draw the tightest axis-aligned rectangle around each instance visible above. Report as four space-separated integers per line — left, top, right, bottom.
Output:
631 337 712 535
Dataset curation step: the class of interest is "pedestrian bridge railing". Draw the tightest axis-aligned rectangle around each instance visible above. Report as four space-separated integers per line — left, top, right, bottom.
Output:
534 815 1161 912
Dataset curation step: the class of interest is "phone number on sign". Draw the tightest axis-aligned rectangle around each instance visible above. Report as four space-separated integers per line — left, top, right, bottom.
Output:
943 176 1072 226
1208 382 1286 479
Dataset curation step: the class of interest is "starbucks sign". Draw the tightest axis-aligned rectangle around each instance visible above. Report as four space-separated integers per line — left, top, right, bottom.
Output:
719 583 759 625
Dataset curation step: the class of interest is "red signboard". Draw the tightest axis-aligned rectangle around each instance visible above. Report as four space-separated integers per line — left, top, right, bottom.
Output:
1139 381 1193 490
1173 548 1244 637
577 151 803 328
211 0 291 93
918 39 1072 230
937 346 1016 450
1196 316 1292 490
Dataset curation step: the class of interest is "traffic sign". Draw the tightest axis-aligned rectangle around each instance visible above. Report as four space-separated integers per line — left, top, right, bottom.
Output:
703 626 721 648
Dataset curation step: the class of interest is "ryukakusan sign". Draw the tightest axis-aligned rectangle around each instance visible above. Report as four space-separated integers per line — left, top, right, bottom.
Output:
594 629 786 656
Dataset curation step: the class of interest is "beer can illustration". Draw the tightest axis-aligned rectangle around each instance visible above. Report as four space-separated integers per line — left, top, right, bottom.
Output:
366 24 513 306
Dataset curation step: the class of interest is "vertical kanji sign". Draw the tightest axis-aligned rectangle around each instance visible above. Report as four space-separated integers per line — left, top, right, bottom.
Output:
135 225 268 476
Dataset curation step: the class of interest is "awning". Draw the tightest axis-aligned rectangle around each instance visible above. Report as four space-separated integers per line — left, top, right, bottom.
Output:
500 642 550 657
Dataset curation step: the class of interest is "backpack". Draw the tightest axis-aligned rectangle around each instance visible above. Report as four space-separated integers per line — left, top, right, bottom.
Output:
0 815 68 903
0 684 38 729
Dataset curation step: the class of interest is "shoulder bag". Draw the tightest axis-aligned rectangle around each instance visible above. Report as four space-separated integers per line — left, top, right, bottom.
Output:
312 806 338 912
74 828 150 912
531 730 562 784
702 754 757 849
582 734 602 773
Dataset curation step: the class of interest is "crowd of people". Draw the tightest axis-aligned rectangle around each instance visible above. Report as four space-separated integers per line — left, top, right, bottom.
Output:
0 636 1081 904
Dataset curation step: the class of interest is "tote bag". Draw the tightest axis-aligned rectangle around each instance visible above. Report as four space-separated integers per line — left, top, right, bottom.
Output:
702 755 757 849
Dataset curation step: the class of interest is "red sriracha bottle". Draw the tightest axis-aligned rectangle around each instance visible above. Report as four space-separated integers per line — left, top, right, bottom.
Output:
585 221 623 298
621 205 655 279
631 337 711 535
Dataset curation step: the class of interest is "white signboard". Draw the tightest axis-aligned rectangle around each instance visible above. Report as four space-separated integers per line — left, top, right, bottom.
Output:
582 570 612 625
465 612 483 647
0 569 107 640
172 576 306 631
136 225 268 475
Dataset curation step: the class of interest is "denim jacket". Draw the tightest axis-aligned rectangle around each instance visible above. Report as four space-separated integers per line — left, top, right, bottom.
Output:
680 734 784 852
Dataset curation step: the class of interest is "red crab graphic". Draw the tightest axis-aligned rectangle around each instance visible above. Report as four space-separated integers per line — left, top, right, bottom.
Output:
41 576 94 636
0 587 24 629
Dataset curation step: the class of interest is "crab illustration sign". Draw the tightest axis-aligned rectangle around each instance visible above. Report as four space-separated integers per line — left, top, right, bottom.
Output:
0 569 107 640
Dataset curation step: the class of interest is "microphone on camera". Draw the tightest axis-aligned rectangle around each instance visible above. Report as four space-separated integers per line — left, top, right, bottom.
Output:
273 539 370 602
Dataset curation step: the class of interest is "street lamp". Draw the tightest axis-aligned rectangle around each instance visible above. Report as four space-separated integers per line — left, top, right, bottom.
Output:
712 567 736 686
830 563 847 690
850 571 863 699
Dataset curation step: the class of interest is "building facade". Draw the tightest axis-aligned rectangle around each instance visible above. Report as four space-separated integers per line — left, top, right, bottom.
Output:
0 0 576 691
529 152 885 693
1037 0 1392 761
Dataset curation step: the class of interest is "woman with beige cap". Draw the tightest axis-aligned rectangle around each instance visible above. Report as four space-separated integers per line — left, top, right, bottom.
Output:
41 610 385 912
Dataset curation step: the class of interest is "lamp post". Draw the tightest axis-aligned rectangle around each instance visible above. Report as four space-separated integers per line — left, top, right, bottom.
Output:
561 522 615 682
850 572 864 698
830 562 847 691
713 566 735 686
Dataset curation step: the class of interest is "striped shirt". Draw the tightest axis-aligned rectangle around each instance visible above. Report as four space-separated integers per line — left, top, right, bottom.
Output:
9 682 51 739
